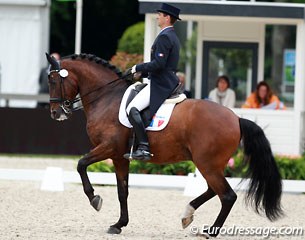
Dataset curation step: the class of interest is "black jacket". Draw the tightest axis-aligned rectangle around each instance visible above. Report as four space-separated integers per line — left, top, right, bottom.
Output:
136 26 180 118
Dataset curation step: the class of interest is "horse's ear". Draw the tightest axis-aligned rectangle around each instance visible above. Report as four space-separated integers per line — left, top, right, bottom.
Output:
45 52 60 70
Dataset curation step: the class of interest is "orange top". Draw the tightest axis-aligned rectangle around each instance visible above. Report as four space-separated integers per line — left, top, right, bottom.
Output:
242 93 286 110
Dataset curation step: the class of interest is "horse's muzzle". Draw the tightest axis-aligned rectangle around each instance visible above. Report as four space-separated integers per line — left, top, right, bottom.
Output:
51 108 69 121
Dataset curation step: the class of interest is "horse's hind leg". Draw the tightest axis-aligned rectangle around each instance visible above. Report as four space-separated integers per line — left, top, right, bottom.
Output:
181 186 216 229
201 172 237 238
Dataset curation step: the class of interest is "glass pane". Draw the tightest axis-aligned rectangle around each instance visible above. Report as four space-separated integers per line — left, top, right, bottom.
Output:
264 25 296 108
208 48 253 107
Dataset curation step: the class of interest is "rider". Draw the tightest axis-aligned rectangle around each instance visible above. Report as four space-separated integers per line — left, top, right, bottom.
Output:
124 3 181 161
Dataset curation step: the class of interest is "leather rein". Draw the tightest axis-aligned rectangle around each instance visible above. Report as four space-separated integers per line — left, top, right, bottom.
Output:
48 68 131 114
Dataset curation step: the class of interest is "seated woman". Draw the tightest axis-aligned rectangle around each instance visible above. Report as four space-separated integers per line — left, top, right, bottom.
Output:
208 75 236 108
242 81 286 110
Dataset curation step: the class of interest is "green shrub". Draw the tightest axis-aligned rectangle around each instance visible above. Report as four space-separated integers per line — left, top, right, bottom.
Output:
110 51 143 71
224 149 248 178
87 150 305 180
275 156 305 180
110 22 145 71
117 22 145 54
129 160 195 175
88 160 195 176
225 150 305 180
88 161 114 173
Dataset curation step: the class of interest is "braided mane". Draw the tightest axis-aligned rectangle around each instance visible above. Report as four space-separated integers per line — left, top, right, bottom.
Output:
62 53 122 77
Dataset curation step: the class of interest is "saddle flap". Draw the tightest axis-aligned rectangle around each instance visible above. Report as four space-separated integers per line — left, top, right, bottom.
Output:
119 82 186 131
125 83 147 110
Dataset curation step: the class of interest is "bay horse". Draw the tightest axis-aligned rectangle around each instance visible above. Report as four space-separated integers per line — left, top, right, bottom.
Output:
46 53 283 237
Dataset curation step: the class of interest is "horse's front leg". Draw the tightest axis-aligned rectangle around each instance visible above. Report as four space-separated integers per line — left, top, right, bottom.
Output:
107 158 130 234
77 150 103 211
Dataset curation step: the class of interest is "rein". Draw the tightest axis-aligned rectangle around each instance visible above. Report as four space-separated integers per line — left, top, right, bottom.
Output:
69 74 129 112
49 68 131 113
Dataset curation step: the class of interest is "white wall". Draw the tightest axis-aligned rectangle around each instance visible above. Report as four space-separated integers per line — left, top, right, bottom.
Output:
0 0 50 107
233 109 301 155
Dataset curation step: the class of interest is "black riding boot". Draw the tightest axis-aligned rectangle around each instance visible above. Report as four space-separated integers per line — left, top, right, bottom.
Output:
124 107 151 161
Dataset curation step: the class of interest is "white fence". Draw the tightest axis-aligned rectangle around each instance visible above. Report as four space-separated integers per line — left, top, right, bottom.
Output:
0 167 304 195
232 108 305 155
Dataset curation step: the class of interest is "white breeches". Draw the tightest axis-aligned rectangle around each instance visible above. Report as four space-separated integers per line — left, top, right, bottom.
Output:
126 83 151 114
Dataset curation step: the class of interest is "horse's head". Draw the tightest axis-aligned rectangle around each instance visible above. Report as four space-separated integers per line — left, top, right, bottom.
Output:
46 53 79 121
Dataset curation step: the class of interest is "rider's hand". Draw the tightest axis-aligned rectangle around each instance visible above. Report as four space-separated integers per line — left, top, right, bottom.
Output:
124 68 132 76
131 65 137 73
124 65 141 82
124 68 135 82
133 72 142 80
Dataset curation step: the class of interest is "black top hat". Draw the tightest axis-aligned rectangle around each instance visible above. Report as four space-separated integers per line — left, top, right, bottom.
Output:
157 3 181 20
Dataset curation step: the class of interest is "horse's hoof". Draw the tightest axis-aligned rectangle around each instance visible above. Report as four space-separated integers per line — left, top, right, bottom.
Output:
197 232 210 239
107 226 122 234
199 228 218 239
90 195 103 211
181 215 194 229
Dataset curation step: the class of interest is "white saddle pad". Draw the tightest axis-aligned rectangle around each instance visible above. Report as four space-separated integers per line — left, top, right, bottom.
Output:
119 82 186 131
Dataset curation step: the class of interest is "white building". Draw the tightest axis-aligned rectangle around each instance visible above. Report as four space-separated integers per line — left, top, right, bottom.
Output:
0 0 50 107
139 0 305 155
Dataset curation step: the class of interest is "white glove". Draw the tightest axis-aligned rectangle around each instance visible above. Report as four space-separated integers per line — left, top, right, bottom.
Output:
131 65 137 74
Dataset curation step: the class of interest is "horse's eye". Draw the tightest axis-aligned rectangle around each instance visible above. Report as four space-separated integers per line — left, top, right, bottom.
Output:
48 74 56 85
48 78 56 85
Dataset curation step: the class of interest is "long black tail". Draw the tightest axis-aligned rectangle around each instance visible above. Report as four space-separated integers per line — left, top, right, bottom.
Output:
239 118 283 221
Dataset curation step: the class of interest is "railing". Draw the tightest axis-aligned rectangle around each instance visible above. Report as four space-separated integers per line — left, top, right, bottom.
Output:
0 93 49 107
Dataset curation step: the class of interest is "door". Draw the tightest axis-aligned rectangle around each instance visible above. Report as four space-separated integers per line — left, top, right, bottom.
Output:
202 41 258 107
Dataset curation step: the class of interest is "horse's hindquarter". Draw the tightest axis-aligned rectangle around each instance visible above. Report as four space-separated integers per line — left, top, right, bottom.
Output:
148 99 240 166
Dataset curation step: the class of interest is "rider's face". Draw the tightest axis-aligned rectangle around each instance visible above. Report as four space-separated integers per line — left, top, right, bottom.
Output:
157 12 168 28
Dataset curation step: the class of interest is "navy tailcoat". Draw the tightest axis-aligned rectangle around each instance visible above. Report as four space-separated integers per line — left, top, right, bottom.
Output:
136 27 180 118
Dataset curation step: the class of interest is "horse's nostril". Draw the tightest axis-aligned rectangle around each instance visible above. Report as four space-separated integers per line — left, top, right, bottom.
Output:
51 110 57 118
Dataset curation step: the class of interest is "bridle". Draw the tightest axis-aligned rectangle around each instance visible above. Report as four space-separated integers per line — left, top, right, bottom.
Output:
48 66 131 114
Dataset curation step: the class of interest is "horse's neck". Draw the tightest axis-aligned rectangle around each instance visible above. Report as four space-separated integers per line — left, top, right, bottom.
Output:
78 72 128 119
